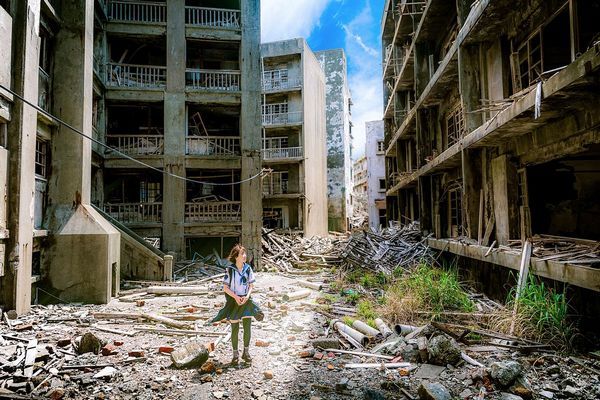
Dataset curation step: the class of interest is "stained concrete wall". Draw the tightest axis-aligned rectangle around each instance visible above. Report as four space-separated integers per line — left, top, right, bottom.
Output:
302 41 328 237
0 6 11 94
315 49 353 232
366 121 385 230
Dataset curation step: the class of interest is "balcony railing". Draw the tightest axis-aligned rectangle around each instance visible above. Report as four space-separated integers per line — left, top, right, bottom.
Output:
107 135 164 156
262 111 302 126
106 63 166 88
38 67 51 112
107 0 166 24
185 6 240 29
262 147 303 160
263 76 302 92
186 136 240 156
263 178 289 195
186 69 240 91
185 201 241 223
104 202 162 224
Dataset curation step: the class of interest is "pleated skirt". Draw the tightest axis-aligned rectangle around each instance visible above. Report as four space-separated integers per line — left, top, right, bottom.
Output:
210 293 263 323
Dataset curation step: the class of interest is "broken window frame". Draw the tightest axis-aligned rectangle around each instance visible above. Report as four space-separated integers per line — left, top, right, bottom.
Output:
35 139 49 179
445 102 466 149
377 140 385 153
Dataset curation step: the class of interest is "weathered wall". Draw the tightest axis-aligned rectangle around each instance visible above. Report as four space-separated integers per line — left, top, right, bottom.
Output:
303 42 328 237
315 49 353 232
365 121 385 229
0 6 11 93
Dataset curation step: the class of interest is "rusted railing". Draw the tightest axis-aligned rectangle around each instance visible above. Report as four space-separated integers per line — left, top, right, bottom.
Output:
262 111 302 126
104 202 162 224
186 136 240 156
186 69 240 91
106 63 166 88
262 146 303 160
185 6 240 28
106 135 164 155
185 201 241 223
107 0 166 23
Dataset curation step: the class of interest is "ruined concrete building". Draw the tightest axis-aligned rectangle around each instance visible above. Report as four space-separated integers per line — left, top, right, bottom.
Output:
382 0 600 294
315 50 354 233
364 120 386 230
261 39 328 237
92 0 262 262
0 0 261 314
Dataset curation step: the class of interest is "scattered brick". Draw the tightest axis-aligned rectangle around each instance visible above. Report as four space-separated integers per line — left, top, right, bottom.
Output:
128 350 145 358
101 344 118 356
158 346 175 354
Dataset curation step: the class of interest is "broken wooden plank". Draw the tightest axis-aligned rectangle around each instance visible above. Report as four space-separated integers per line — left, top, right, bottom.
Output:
146 286 208 296
323 348 394 360
344 362 412 369
134 327 225 336
510 239 532 335
23 339 38 378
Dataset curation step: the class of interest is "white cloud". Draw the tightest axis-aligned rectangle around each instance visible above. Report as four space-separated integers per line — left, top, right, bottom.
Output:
260 0 333 43
343 2 383 160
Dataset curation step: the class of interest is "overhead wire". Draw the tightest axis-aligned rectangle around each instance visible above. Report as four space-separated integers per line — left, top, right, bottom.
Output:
0 83 270 186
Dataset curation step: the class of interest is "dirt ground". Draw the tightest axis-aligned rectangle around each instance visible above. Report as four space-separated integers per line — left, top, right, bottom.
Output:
1 271 599 400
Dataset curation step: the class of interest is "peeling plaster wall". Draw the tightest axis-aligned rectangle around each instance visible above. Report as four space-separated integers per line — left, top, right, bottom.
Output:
366 121 385 230
315 49 353 232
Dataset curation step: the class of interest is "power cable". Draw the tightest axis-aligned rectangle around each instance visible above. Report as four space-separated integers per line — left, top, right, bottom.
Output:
0 83 269 186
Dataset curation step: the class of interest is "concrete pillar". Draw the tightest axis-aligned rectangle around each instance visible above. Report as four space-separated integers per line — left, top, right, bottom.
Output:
240 0 262 268
491 155 519 244
162 0 186 257
45 0 120 305
458 44 482 133
2 0 41 314
414 42 431 97
462 148 482 240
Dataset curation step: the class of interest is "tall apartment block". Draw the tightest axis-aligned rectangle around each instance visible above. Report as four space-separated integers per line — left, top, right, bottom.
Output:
382 1 600 296
315 50 353 232
365 120 386 230
1 0 122 314
261 39 328 237
93 0 263 262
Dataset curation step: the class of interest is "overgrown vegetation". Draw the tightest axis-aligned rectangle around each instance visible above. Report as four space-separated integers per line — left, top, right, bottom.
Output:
493 275 575 350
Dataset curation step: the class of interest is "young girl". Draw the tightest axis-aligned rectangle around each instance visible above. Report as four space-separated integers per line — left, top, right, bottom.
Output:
210 244 263 364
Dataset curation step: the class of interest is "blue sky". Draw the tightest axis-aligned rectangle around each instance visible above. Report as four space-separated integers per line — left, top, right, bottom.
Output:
261 0 385 159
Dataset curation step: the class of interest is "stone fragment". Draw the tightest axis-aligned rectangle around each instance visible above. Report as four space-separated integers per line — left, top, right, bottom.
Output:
564 386 579 396
459 389 473 399
299 349 315 358
263 370 274 379
427 335 461 366
539 391 554 399
113 340 124 346
363 388 386 400
336 378 349 392
101 344 118 356
49 388 66 400
417 382 452 400
170 340 209 369
57 338 72 348
414 364 445 379
500 393 523 400
128 350 145 358
311 337 341 350
200 361 216 374
76 332 102 355
255 340 270 347
490 361 523 386
93 366 117 380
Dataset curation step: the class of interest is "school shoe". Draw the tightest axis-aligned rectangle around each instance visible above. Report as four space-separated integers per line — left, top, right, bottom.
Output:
230 350 239 365
242 349 252 363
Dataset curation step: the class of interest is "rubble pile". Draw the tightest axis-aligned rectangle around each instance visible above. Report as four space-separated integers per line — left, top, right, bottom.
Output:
261 228 346 273
341 222 436 274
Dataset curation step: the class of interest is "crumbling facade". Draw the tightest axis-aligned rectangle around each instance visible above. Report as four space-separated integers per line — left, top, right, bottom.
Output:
365 121 386 230
93 0 263 262
382 0 600 292
0 0 122 314
261 39 328 237
315 49 353 233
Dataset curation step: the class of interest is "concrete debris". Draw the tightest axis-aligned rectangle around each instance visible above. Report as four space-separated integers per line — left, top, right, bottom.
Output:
170 339 209 368
490 360 523 386
76 332 103 355
417 382 452 400
427 335 462 366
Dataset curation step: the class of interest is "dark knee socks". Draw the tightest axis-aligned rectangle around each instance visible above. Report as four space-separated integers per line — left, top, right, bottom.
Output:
243 318 251 348
231 322 239 351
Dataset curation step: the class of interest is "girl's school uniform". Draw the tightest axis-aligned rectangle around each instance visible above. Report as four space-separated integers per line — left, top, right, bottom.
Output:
210 263 263 323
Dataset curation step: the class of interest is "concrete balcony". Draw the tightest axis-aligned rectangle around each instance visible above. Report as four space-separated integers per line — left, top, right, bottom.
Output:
263 174 288 196
185 201 241 223
262 146 303 161
105 63 166 89
185 69 240 92
106 0 166 24
104 202 162 225
106 135 164 156
262 69 302 92
186 136 240 156
185 6 240 29
262 111 302 126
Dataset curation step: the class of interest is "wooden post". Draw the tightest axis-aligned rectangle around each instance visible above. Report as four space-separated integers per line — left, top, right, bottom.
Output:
477 189 484 245
510 239 532 335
